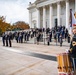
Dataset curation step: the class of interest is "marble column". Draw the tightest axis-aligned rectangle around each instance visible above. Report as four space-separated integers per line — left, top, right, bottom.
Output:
43 6 46 28
49 4 53 29
37 8 40 28
66 0 69 29
29 12 32 28
57 2 61 26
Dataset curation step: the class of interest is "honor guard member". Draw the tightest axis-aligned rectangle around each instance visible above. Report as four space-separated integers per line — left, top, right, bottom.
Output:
69 24 76 75
69 25 76 56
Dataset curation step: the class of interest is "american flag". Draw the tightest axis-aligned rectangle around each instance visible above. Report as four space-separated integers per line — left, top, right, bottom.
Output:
69 9 76 35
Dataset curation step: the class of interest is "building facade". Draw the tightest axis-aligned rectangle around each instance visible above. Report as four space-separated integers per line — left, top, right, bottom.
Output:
28 0 76 29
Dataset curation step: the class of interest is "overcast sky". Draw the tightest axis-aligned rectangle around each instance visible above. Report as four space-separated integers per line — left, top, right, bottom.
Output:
0 0 35 24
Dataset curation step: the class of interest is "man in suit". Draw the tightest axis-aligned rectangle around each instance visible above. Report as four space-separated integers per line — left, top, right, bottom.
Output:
5 33 9 47
8 32 12 47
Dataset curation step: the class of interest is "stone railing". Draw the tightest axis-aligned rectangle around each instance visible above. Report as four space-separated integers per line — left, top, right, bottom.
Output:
36 0 65 7
35 0 47 4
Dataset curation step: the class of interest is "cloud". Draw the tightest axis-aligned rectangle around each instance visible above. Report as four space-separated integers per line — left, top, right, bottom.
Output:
0 0 35 24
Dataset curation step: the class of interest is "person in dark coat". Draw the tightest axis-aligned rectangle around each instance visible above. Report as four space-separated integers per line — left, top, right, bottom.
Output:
36 32 41 45
49 31 52 42
24 32 27 42
27 32 30 41
59 34 63 46
65 29 68 41
8 32 12 47
54 33 57 42
21 32 23 43
15 32 18 43
2 33 5 46
5 33 9 47
69 25 76 75
67 34 70 43
47 33 50 46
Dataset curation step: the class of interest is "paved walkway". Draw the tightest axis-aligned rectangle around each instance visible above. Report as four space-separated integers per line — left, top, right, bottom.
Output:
0 38 70 75
9 38 70 56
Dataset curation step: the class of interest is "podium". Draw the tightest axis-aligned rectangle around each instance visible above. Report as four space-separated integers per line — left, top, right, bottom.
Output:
57 53 74 75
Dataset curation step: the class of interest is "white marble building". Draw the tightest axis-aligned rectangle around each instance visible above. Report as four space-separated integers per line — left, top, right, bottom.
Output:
27 0 76 29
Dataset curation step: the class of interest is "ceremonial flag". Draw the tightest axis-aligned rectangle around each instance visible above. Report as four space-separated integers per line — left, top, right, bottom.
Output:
69 9 76 35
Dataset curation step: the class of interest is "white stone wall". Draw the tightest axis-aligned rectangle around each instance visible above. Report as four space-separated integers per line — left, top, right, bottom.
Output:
61 2 66 27
53 4 57 27
31 8 37 28
40 8 43 28
46 6 49 28
29 0 75 28
32 11 37 21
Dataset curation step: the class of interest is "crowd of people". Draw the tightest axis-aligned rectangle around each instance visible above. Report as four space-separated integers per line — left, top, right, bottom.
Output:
2 26 71 47
2 32 13 47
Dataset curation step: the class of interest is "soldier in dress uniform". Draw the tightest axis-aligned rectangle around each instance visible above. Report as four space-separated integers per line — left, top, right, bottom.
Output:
68 12 76 75
69 24 76 75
